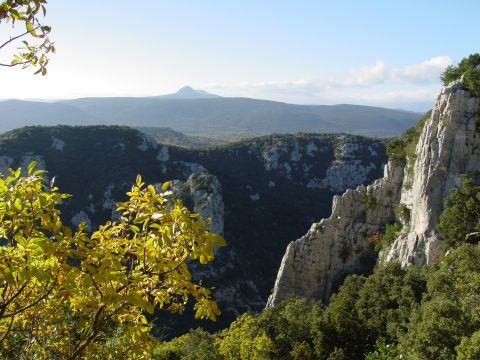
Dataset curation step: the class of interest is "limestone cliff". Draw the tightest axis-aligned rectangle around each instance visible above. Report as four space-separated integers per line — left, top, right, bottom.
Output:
385 82 480 264
267 162 404 305
268 82 480 306
169 172 224 236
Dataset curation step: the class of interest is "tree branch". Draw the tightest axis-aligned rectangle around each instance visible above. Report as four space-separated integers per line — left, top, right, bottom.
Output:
67 305 105 360
4 281 56 318
0 55 35 67
0 314 15 345
0 25 41 51
0 282 27 319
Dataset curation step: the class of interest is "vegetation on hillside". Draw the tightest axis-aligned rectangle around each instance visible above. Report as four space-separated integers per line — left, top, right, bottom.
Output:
134 127 232 149
0 163 225 359
441 53 480 96
156 243 480 359
386 110 430 166
0 125 389 337
370 223 402 252
438 175 480 249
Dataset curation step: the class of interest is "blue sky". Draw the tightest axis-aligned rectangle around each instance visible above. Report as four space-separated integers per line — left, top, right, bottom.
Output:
1 0 479 110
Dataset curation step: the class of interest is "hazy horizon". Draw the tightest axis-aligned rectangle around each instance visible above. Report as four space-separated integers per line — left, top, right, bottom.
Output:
1 0 479 112
0 85 427 113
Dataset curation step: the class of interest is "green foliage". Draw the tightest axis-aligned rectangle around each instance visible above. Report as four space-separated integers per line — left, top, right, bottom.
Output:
457 331 480 360
320 263 427 359
441 53 480 96
134 127 236 149
385 137 407 164
215 313 277 360
403 295 469 360
256 298 323 360
154 329 221 360
189 173 213 191
393 203 410 225
160 244 480 360
322 275 367 357
363 193 377 210
386 110 430 166
0 0 55 74
437 175 480 248
374 223 402 252
401 244 480 359
365 342 400 360
0 162 225 359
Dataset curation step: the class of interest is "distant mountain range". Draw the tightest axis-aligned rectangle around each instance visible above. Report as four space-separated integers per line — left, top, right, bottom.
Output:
158 85 220 99
0 87 422 136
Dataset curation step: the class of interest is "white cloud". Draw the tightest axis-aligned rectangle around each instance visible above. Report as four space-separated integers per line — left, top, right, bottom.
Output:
205 80 325 98
325 88 437 103
344 60 388 87
391 56 453 83
201 56 451 110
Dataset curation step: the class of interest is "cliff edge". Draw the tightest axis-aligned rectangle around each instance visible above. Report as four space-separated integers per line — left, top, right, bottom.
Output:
268 81 480 306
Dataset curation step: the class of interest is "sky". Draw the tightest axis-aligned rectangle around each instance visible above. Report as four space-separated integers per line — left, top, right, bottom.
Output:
0 0 479 111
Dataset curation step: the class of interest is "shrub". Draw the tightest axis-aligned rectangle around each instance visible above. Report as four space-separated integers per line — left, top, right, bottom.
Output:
386 110 430 165
441 53 480 96
437 175 480 248
363 193 377 210
374 223 402 252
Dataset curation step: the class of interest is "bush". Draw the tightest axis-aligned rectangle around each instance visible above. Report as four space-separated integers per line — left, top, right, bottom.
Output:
457 331 480 360
386 110 430 165
363 193 377 210
437 175 480 248
374 223 402 252
401 244 480 359
158 244 480 360
154 329 221 360
441 53 480 96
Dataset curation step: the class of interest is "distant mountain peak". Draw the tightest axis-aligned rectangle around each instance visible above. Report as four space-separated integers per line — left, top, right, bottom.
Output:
162 86 220 99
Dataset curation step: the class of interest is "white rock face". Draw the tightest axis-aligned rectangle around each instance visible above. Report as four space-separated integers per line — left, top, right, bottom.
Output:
268 82 480 306
262 141 307 177
307 160 377 192
187 173 224 236
136 133 158 151
102 184 121 221
174 161 208 177
250 193 260 201
169 172 224 236
156 146 169 162
261 137 381 189
72 211 92 232
51 137 65 151
267 162 404 305
385 83 480 265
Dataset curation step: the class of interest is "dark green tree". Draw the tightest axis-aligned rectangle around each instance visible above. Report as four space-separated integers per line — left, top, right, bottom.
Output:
401 244 480 359
441 53 480 96
437 175 480 248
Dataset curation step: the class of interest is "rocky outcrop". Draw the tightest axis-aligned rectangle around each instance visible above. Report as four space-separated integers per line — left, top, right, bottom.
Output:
267 162 404 305
268 82 480 306
385 82 480 265
169 172 224 236
258 135 384 191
